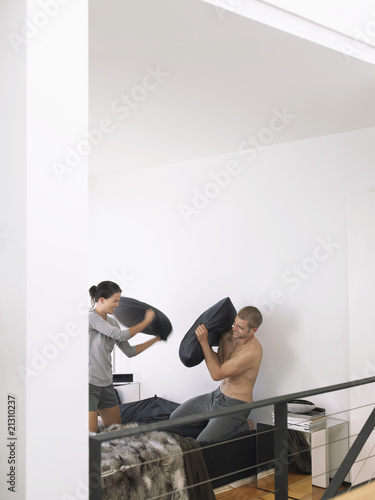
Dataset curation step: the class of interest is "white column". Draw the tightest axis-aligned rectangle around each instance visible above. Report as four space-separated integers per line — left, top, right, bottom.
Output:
0 2 27 499
1 1 89 499
347 192 375 485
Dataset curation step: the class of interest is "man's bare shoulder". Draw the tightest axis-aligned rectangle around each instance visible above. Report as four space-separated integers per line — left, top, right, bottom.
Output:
253 335 263 351
236 336 263 360
249 336 263 356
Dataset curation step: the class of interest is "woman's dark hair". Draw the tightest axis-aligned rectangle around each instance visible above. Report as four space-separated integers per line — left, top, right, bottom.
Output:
89 281 122 307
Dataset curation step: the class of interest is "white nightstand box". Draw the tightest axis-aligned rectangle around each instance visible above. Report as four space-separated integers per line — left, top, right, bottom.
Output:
257 417 349 492
114 382 140 404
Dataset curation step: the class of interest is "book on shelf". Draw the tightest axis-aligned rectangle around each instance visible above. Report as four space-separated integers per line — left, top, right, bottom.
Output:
287 407 326 421
287 417 327 432
272 407 327 431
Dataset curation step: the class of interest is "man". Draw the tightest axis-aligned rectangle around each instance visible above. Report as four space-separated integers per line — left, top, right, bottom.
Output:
169 306 263 442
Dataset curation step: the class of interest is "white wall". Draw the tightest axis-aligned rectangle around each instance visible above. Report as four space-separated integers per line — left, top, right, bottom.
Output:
89 126 375 424
89 0 375 177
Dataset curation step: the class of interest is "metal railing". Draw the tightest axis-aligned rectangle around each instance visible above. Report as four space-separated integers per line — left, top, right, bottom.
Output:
89 376 375 499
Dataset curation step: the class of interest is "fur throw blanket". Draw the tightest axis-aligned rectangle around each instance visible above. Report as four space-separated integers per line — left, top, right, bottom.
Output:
99 423 189 500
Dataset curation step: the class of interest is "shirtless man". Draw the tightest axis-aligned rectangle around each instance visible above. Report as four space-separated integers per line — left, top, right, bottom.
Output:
169 306 263 442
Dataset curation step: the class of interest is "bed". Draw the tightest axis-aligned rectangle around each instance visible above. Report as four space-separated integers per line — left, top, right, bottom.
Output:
94 395 258 499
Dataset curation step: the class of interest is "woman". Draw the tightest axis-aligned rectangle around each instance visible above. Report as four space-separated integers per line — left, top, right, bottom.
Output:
89 281 160 432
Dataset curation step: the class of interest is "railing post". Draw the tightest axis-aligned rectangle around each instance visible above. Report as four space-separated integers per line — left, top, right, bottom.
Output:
89 437 102 500
274 402 288 500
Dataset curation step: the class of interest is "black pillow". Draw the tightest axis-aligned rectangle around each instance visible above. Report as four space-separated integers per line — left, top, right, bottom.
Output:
114 297 172 340
179 297 237 367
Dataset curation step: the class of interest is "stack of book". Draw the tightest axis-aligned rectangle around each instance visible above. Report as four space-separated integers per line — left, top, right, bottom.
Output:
272 407 327 431
287 407 327 432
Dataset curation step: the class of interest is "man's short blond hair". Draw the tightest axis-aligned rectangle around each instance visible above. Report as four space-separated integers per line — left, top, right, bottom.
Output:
237 306 263 330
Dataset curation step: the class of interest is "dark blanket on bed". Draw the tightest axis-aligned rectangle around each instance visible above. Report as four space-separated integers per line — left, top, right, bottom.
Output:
119 395 179 424
177 436 216 500
118 395 258 490
119 395 208 438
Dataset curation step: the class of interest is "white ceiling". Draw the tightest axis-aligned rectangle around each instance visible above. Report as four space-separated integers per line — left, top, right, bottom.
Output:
89 0 375 176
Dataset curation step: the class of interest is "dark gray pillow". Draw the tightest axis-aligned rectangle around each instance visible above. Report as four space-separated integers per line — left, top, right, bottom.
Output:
179 297 237 367
114 297 172 340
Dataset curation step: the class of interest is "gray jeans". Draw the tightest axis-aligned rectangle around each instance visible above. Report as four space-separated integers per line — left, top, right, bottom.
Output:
169 387 250 443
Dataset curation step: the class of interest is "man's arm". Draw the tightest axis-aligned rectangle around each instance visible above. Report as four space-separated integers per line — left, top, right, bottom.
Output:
196 325 255 381
195 324 220 363
217 330 232 364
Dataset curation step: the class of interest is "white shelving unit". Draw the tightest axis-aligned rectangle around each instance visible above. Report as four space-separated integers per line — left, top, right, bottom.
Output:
257 417 349 490
114 382 140 404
